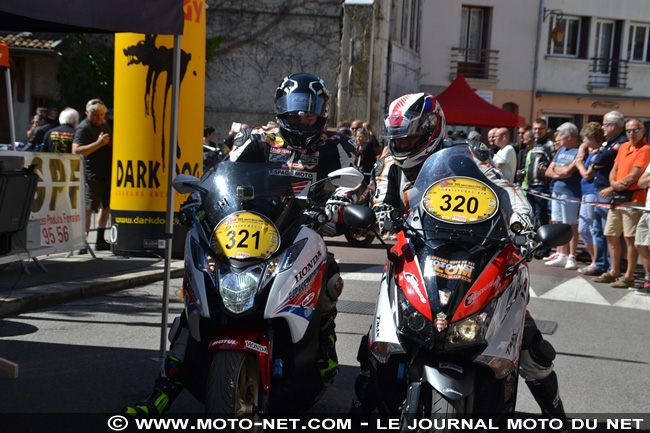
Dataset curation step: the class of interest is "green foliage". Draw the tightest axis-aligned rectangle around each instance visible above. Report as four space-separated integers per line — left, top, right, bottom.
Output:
56 34 114 112
205 36 223 64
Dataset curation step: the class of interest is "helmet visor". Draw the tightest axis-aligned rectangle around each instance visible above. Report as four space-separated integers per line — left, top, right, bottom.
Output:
276 93 328 117
380 116 421 140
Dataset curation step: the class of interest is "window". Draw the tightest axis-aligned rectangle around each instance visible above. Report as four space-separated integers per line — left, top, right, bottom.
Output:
547 15 581 57
460 6 488 62
399 0 420 52
628 23 650 62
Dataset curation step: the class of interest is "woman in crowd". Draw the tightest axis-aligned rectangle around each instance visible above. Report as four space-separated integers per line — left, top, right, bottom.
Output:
574 122 605 273
544 123 582 270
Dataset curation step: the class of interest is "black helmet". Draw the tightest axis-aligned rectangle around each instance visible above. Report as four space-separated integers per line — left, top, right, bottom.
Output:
274 73 330 152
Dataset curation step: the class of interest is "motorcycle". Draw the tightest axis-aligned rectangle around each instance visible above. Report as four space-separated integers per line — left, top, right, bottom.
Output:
343 143 572 429
171 159 363 416
318 179 376 248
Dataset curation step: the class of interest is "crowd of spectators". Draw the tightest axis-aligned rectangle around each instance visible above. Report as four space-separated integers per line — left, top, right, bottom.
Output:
486 111 650 295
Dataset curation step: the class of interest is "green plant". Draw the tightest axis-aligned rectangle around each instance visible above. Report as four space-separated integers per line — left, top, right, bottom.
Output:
56 34 114 112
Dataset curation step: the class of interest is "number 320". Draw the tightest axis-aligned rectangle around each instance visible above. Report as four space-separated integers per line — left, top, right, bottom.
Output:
439 194 479 214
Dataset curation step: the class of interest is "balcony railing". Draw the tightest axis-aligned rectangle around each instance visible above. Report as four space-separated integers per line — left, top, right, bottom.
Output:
588 58 629 89
450 48 499 81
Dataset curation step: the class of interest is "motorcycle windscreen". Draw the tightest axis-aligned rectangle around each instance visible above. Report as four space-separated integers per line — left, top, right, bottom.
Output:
409 143 512 240
201 160 301 259
399 143 513 325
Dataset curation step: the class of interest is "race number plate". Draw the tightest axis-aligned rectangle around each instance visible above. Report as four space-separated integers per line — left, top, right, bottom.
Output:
212 211 280 259
422 177 498 224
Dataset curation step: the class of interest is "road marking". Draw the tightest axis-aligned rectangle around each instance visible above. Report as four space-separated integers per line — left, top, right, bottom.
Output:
539 277 610 305
341 272 384 282
613 292 650 310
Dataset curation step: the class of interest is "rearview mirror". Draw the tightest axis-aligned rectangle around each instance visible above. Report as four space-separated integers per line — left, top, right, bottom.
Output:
327 167 364 188
172 174 200 194
343 204 376 229
536 224 573 247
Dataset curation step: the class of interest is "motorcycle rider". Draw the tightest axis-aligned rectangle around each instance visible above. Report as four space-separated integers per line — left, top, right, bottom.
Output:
123 73 359 417
349 93 568 426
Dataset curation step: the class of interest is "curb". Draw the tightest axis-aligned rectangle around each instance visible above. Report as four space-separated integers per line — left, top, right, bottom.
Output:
0 262 185 318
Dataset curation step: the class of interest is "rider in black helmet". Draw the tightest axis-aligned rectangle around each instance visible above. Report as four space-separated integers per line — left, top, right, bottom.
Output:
123 73 360 417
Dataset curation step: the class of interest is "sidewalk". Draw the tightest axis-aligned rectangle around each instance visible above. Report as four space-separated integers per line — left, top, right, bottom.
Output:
0 246 184 318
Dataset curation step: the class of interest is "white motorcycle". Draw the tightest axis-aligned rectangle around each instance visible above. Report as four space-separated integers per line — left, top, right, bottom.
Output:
171 159 362 416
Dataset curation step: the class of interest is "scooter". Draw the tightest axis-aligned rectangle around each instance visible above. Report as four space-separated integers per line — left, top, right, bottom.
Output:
343 143 571 429
172 159 363 416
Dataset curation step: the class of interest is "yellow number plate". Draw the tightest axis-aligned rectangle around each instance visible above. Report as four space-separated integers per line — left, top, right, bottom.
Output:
212 211 280 259
422 177 498 224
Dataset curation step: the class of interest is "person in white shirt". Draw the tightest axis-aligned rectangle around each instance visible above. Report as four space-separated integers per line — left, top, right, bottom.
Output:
634 162 650 295
493 127 517 182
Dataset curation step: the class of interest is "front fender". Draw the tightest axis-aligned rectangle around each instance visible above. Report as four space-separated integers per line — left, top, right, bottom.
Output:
422 362 475 401
208 329 271 393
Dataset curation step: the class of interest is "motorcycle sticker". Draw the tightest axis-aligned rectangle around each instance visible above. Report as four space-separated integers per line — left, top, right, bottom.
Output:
266 133 285 147
436 312 448 331
211 211 280 259
424 256 475 283
404 272 427 304
422 177 499 224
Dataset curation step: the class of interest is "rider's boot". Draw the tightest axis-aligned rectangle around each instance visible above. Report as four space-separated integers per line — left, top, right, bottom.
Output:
122 355 184 417
317 308 339 384
526 371 568 428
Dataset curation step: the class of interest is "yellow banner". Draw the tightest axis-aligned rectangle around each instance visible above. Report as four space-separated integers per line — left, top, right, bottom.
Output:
112 0 205 212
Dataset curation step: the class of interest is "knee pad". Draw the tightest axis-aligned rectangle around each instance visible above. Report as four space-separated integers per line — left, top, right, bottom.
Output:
326 253 343 303
529 339 556 368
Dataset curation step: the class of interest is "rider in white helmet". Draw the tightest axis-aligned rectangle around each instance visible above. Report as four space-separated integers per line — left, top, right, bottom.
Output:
350 92 567 428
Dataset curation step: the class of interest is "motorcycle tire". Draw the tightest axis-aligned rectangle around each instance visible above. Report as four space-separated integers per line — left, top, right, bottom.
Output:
399 384 466 433
343 226 376 248
205 350 262 419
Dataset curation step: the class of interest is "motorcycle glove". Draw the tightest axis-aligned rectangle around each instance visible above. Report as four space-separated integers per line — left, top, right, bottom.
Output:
325 195 352 224
510 212 534 234
374 204 395 233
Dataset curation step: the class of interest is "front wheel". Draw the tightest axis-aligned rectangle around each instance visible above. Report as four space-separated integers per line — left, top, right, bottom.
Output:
400 384 466 433
343 225 376 248
205 350 261 417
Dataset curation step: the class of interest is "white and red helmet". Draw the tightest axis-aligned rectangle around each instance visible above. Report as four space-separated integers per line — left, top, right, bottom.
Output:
381 93 445 169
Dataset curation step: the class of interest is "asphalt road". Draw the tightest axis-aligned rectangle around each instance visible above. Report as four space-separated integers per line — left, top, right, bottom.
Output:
1 236 649 425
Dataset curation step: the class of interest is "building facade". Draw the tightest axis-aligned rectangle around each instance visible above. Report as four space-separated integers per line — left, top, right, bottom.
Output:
419 0 650 133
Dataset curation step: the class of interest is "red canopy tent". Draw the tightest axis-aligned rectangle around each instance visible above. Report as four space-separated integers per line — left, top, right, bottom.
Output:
436 73 526 128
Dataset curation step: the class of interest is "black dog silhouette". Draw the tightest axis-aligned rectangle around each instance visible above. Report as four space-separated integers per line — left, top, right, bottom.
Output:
124 34 191 171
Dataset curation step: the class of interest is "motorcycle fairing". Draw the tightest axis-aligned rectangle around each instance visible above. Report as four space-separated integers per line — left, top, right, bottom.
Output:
264 226 327 343
209 329 272 393
183 230 213 341
474 279 527 373
394 231 432 320
451 243 518 323
369 261 403 349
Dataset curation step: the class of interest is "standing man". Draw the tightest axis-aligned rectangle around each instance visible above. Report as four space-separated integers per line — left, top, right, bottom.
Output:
493 127 517 182
72 99 113 252
524 119 554 228
594 119 650 288
584 111 627 276
44 108 79 153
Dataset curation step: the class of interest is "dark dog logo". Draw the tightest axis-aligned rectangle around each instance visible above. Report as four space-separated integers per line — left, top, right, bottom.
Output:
124 34 192 172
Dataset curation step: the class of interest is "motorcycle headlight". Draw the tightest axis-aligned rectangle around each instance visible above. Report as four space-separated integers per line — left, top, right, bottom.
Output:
445 299 495 348
219 264 264 314
396 288 436 348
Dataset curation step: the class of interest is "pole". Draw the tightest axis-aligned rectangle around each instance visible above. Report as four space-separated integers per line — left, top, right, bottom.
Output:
5 68 16 150
160 34 182 358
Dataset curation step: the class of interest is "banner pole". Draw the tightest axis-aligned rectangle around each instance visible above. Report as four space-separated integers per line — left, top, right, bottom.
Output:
160 34 182 358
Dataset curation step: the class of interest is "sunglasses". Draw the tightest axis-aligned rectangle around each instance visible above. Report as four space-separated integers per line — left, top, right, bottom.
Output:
626 128 643 134
351 127 360 131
